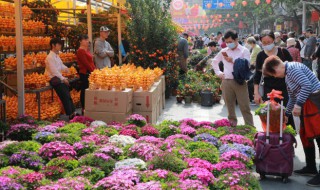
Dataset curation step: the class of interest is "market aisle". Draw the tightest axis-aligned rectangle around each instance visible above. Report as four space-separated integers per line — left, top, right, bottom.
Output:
158 97 320 190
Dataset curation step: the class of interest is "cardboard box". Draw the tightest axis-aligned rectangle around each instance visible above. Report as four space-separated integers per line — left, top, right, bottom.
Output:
85 110 131 123
85 89 133 113
134 109 157 124
133 86 161 112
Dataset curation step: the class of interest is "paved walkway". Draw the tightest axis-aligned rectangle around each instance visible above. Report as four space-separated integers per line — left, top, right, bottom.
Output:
158 97 320 190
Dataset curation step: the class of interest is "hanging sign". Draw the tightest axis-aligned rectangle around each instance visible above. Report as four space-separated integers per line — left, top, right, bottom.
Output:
203 0 234 10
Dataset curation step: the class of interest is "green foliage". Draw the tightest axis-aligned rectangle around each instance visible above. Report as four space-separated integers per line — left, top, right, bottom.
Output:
284 125 297 136
215 125 257 141
93 126 118 137
190 148 220 164
196 128 219 137
0 121 9 133
41 166 68 181
186 141 216 152
213 171 262 190
0 153 9 167
79 153 115 175
33 132 55 144
57 123 87 136
34 121 52 127
199 49 208 55
2 141 41 156
54 133 81 145
149 153 187 173
255 103 267 116
159 125 180 139
156 120 180 131
46 157 79 171
66 166 105 184
188 54 205 67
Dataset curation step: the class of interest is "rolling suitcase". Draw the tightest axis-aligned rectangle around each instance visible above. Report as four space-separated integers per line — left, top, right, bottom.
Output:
254 100 297 183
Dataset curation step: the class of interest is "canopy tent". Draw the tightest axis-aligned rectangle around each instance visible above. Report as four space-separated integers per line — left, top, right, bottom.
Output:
13 0 127 116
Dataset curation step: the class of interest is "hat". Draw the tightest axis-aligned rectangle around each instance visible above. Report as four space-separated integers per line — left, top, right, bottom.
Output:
100 26 110 32
287 38 296 47
306 28 313 33
274 32 281 38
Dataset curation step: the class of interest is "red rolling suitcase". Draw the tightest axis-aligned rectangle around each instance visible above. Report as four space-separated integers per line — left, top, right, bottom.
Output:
254 100 297 183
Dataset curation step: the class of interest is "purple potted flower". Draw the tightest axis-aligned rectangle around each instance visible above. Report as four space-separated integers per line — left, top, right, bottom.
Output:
39 141 76 160
126 114 147 127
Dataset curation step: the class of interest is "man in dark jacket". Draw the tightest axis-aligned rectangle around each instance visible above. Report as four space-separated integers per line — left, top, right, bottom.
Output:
177 33 189 73
304 28 317 70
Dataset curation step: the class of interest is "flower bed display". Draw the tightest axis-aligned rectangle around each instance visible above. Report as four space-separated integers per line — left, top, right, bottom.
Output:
0 116 262 189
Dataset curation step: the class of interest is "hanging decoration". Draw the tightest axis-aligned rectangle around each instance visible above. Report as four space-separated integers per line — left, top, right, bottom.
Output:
239 21 244 29
242 1 247 7
235 13 239 17
266 0 271 4
219 3 224 7
311 10 320 22
230 1 236 7
255 0 260 5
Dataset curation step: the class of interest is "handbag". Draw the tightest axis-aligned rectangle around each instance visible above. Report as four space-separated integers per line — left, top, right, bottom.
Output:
258 74 264 96
50 76 62 87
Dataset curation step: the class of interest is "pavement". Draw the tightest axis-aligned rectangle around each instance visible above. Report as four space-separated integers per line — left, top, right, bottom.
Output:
158 97 320 190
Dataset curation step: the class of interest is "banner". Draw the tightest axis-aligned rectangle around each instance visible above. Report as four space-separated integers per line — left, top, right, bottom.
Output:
203 0 233 10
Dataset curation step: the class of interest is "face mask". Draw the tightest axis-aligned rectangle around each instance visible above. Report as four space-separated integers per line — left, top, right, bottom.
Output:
262 43 275 51
227 42 236 49
245 43 252 50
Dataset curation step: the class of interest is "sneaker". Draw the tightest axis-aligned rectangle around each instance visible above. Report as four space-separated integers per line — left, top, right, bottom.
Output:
307 174 320 187
294 167 318 177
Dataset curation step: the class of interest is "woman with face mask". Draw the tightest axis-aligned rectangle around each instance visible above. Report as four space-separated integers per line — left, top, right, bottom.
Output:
253 30 294 126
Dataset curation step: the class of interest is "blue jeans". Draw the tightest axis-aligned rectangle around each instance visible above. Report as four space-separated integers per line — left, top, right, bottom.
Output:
303 59 313 71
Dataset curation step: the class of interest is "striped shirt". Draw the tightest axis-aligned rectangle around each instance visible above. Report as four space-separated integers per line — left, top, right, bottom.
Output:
285 62 320 115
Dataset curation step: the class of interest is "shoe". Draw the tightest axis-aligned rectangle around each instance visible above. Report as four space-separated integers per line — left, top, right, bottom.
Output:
307 174 320 187
294 167 318 177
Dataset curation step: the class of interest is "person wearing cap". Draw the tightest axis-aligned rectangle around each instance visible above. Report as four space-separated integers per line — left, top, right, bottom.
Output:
94 26 114 69
45 38 77 120
288 31 301 51
304 28 317 71
196 41 218 68
177 33 189 74
274 32 286 47
203 33 210 46
287 38 302 62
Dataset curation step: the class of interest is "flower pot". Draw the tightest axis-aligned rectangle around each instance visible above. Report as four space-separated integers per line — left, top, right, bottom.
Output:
201 91 214 107
214 95 222 103
176 96 183 103
192 94 200 103
184 96 192 104
172 89 178 96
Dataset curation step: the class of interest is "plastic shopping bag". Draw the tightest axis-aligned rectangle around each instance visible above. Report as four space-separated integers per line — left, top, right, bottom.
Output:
293 116 300 134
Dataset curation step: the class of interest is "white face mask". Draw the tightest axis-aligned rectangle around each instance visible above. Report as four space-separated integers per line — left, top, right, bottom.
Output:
263 43 275 51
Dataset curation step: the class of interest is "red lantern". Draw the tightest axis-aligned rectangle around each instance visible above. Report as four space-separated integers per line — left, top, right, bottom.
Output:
235 13 239 17
227 14 230 18
242 1 247 6
311 11 320 22
230 1 236 7
239 21 244 29
219 3 224 7
255 0 260 5
266 0 271 4
218 14 222 18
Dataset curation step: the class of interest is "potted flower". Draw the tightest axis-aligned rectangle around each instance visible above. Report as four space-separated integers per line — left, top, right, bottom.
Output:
182 84 194 104
176 90 184 104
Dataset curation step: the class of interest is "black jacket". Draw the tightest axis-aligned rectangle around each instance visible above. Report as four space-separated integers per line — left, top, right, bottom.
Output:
233 58 251 85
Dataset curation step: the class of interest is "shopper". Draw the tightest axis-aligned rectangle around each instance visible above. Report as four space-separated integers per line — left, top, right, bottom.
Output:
177 33 189 74
76 35 95 113
120 36 130 64
253 30 295 127
45 38 76 120
211 30 254 126
304 28 317 70
247 36 262 66
262 55 320 187
203 34 210 46
198 36 204 49
217 31 223 46
287 38 302 62
288 31 301 51
315 43 320 80
274 32 286 47
299 35 307 62
94 26 114 69
197 41 218 67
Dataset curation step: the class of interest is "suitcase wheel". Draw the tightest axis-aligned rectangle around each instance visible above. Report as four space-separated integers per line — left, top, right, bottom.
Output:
259 173 266 180
282 176 289 183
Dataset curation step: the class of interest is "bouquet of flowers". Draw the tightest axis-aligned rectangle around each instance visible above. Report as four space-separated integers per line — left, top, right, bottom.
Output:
134 181 162 190
79 153 115 175
73 141 97 157
18 172 45 189
179 167 216 186
33 132 55 144
212 160 246 176
41 166 68 181
109 134 136 147
213 171 261 190
115 158 147 170
136 136 164 147
119 129 140 139
38 125 59 133
214 119 232 127
90 120 107 127
193 133 219 147
220 150 253 169
180 124 197 137
179 118 199 129
185 158 214 172
98 144 124 159
141 169 179 183
141 125 160 137
51 121 66 128
81 134 109 145
69 116 94 126
220 134 253 147
0 176 24 190
39 141 77 160
177 179 209 190
9 151 44 171
56 177 92 190
7 123 38 141
0 166 33 179
219 143 255 158
160 125 180 138
129 143 162 161
126 114 147 127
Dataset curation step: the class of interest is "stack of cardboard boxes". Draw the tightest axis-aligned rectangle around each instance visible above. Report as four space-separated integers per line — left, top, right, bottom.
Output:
84 76 165 124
